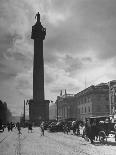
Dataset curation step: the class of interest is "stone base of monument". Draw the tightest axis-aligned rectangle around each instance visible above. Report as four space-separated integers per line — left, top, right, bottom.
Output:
29 100 49 126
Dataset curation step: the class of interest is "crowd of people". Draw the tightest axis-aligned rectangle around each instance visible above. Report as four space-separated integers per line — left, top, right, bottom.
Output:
0 121 45 136
1 118 116 144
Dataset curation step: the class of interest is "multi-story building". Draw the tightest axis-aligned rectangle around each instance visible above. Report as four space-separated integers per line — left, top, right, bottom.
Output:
0 101 7 124
56 83 110 122
49 103 57 120
75 83 109 121
56 90 76 121
108 80 116 115
0 100 12 124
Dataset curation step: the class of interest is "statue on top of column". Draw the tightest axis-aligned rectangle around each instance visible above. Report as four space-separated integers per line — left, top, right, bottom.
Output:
32 12 46 40
35 12 40 23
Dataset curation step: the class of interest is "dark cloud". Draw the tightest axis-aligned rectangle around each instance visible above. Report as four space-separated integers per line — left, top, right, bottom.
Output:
44 50 58 65
82 57 92 62
50 83 79 95
0 62 6 69
45 24 86 54
50 87 63 94
0 34 13 60
73 0 116 59
16 79 31 90
64 55 83 74
45 72 55 84
0 71 17 80
51 0 73 11
44 0 116 62
8 52 33 69
0 62 17 80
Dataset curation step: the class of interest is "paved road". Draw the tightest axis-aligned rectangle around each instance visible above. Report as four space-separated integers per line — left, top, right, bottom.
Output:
1 127 116 155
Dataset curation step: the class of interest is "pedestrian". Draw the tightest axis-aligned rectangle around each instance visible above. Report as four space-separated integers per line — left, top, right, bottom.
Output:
10 122 13 131
28 122 33 133
40 121 44 136
7 122 11 132
72 121 76 135
16 122 21 134
85 119 94 144
63 123 70 134
114 123 116 141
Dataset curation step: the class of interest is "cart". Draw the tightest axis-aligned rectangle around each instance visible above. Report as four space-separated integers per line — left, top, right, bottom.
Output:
84 115 116 143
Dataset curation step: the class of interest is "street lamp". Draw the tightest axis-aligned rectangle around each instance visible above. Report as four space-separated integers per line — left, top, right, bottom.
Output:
108 82 112 115
23 100 26 127
108 81 116 115
55 100 58 121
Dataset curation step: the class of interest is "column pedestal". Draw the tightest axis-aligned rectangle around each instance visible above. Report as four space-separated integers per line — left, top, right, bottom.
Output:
29 100 49 126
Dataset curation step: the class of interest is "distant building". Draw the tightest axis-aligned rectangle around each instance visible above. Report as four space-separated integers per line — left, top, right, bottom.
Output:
49 103 57 120
56 90 75 121
0 101 7 123
0 100 12 124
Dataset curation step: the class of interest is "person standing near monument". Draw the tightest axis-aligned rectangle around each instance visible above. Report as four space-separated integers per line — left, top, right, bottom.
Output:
16 122 21 134
40 121 45 136
114 123 116 141
28 121 33 133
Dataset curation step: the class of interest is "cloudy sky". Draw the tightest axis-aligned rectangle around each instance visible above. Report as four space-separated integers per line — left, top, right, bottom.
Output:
1 0 116 116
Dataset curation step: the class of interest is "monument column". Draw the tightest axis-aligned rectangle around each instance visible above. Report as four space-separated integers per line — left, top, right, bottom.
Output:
32 12 45 102
29 12 49 125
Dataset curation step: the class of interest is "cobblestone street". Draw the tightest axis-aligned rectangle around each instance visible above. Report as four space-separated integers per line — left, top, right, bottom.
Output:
1 127 116 155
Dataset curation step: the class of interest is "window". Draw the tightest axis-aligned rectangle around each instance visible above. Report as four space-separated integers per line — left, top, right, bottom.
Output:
106 97 109 101
86 97 88 102
78 100 80 105
105 105 109 110
85 97 87 103
85 107 86 113
88 96 91 102
82 107 83 113
88 106 90 113
83 98 85 104
78 108 80 114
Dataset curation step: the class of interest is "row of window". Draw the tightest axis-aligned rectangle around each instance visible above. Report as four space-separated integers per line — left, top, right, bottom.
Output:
59 105 91 118
59 107 68 118
78 106 91 114
77 96 91 105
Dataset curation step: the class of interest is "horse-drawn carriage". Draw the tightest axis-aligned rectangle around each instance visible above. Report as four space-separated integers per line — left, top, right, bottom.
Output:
83 115 116 143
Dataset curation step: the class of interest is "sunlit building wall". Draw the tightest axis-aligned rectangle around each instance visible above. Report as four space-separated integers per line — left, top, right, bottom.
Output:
56 83 110 122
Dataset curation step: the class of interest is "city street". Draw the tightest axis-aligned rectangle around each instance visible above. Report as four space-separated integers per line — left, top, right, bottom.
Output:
1 127 116 155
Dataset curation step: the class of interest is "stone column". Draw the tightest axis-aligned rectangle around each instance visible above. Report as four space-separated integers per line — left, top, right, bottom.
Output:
29 12 49 125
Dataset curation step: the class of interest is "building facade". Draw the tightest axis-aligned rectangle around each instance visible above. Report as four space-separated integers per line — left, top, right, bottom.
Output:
0 100 12 124
75 84 109 122
49 103 57 120
56 83 110 122
109 80 116 115
57 91 76 121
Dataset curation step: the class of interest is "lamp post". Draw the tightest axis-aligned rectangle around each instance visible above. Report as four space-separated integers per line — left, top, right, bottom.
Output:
108 82 112 115
23 100 26 127
112 87 116 115
56 100 58 121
